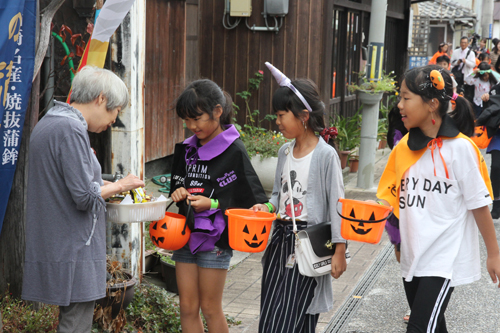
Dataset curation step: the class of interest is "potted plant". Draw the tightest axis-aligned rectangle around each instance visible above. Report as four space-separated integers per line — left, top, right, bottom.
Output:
159 252 178 294
348 153 359 173
144 221 161 274
347 71 397 96
94 256 137 331
331 108 362 169
235 71 290 197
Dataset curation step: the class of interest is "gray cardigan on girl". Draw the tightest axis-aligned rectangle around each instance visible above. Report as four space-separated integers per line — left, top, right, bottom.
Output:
22 101 106 306
267 138 346 314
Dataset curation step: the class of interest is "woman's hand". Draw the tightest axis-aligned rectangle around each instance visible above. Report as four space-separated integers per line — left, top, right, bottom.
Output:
101 174 144 199
117 174 145 192
482 93 490 102
331 243 347 279
252 203 271 212
188 195 212 213
171 187 190 203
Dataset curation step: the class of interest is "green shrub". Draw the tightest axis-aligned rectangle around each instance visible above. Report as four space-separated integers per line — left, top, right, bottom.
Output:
0 288 59 332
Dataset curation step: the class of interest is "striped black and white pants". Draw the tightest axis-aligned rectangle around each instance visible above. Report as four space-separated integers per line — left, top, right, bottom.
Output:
259 221 319 333
403 276 454 333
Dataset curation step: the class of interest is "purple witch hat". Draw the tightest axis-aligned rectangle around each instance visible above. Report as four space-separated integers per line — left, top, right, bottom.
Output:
265 62 312 112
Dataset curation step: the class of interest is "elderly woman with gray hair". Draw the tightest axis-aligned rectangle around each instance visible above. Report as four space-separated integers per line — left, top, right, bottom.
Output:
21 66 144 332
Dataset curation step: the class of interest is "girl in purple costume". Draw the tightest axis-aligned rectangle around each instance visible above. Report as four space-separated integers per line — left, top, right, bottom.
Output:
169 79 268 332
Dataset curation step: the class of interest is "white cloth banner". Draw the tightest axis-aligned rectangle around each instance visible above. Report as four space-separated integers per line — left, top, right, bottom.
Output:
92 0 136 42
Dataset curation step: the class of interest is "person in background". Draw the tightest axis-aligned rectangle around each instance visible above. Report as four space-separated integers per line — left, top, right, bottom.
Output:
476 38 490 56
490 38 500 71
22 66 145 333
450 36 477 90
428 42 449 65
480 84 500 219
465 62 498 118
436 55 457 93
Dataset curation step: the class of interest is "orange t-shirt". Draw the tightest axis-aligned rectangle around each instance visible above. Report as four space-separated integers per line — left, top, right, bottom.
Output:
428 51 447 65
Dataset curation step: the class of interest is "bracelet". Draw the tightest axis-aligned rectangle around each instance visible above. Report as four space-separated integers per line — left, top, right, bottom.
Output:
264 202 274 213
210 199 218 210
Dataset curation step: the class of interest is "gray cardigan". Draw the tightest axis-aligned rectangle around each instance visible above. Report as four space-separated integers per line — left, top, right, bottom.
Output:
22 102 106 306
267 138 346 314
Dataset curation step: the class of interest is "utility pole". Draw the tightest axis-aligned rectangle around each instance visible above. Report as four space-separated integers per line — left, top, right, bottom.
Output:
481 0 494 41
357 0 387 189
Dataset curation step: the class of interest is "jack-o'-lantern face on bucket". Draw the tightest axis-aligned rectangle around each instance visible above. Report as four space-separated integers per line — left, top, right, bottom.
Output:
150 221 167 246
243 224 267 248
349 209 374 235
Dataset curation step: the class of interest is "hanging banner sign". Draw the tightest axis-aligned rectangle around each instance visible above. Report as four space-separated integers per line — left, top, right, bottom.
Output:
0 0 37 234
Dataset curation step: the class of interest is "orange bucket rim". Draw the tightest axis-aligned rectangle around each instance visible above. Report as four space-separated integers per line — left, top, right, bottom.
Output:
337 198 393 224
225 208 276 221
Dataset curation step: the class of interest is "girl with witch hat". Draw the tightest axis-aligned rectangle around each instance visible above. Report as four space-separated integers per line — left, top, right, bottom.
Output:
377 65 500 332
252 62 348 333
169 79 268 332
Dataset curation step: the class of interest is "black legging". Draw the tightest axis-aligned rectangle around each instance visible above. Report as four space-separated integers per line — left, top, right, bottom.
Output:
404 277 454 333
490 150 500 199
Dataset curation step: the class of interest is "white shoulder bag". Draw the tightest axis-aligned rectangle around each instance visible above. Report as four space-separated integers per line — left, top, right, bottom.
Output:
285 146 350 277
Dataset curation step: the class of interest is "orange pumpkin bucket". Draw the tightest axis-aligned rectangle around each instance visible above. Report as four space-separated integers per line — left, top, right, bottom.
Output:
149 202 191 251
226 209 276 253
337 198 393 244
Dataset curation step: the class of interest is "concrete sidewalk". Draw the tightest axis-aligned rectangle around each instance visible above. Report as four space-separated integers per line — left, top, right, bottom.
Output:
223 148 393 333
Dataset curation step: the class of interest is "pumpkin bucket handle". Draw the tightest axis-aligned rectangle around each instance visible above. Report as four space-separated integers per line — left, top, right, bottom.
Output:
165 200 191 235
336 199 393 224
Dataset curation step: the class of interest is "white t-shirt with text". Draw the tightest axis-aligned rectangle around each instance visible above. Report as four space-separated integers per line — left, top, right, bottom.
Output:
399 137 491 287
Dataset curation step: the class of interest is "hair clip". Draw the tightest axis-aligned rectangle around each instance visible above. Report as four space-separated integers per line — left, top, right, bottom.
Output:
429 70 445 90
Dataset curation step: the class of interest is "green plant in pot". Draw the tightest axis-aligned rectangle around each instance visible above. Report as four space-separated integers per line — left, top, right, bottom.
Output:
234 71 290 197
234 71 290 160
347 71 397 95
159 253 178 294
330 107 362 169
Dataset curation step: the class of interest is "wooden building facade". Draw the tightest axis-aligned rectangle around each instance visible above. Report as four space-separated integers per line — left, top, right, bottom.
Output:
144 0 411 163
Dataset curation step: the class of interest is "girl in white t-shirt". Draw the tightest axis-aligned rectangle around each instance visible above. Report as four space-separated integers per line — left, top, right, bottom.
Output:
465 62 498 117
377 65 500 333
252 62 347 333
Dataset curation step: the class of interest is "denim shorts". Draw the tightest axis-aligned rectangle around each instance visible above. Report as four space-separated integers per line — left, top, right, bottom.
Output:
172 244 233 269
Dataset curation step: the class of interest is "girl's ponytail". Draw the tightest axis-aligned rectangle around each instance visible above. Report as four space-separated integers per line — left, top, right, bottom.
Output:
449 95 475 137
220 90 234 126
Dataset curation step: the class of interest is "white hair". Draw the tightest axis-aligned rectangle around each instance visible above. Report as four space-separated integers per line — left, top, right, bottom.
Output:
70 66 129 111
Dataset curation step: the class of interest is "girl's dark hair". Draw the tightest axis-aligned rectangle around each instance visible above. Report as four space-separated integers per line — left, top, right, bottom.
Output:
492 38 499 53
476 62 498 85
271 79 334 145
478 52 490 62
175 79 233 125
402 65 474 137
387 105 408 149
435 55 450 65
438 42 446 53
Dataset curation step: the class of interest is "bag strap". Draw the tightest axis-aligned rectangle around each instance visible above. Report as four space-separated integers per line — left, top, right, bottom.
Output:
285 144 298 235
